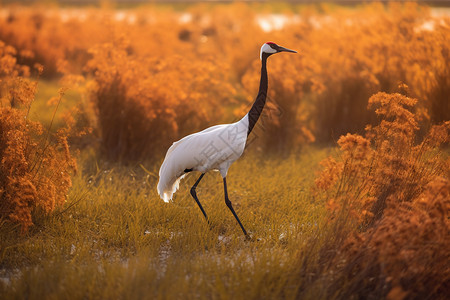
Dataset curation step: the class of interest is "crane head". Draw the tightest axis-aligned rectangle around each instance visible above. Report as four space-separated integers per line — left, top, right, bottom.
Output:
260 42 297 60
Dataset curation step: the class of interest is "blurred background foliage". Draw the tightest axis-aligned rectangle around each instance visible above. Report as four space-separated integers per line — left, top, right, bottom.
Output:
0 1 448 160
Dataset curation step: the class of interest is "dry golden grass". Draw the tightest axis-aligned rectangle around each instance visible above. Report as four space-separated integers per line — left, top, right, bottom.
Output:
0 148 330 300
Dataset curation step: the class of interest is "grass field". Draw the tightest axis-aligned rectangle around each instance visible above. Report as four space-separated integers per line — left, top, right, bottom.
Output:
0 133 331 299
1 80 332 298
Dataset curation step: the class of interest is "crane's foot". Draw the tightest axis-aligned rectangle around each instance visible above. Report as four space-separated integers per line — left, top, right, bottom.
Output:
244 232 262 242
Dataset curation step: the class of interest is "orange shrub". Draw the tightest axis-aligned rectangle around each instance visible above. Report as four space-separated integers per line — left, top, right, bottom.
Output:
330 177 450 300
305 89 449 299
0 6 108 77
314 89 449 227
86 37 235 161
272 2 450 142
0 41 77 232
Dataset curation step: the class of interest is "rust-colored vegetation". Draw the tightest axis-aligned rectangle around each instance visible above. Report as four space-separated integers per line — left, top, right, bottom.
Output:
309 89 449 299
0 2 448 299
0 41 76 232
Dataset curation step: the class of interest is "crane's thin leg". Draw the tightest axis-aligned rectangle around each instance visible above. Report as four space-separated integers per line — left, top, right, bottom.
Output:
190 173 208 221
223 177 248 237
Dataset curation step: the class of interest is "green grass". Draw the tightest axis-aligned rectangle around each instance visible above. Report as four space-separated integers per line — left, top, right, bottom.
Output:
28 79 82 130
0 147 331 299
0 79 336 299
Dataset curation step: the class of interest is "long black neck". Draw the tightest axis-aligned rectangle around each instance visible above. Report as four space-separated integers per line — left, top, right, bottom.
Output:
247 54 268 136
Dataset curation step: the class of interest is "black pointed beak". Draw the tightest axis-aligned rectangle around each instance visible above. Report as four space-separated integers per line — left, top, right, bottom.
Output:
278 46 297 54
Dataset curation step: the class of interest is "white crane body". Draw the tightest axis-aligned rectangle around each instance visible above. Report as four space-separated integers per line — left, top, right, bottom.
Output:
158 115 249 202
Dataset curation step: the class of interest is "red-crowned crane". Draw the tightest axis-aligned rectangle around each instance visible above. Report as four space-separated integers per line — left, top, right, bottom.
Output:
157 42 297 237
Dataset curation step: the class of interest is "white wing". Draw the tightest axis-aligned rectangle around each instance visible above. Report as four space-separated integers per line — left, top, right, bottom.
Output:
157 115 249 202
